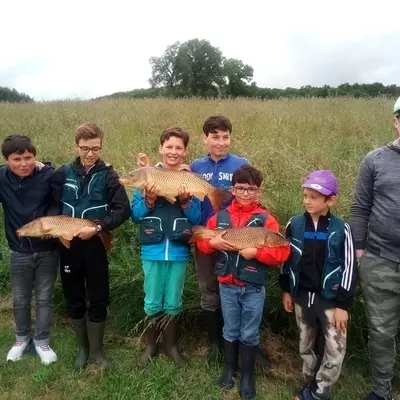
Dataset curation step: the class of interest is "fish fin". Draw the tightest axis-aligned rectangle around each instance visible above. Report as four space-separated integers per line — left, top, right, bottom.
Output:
59 237 71 249
61 233 74 241
208 189 231 211
163 194 177 204
188 226 216 243
192 191 206 201
99 231 113 252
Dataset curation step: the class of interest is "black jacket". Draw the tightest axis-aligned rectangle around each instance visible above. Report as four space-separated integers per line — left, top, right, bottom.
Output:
50 158 131 231
0 164 57 253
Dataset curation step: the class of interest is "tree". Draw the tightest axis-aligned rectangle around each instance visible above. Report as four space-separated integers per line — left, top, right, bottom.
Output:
149 42 181 90
175 39 224 97
222 58 253 97
0 87 33 103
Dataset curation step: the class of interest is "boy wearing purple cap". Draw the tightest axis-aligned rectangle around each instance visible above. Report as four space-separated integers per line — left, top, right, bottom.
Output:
280 170 356 400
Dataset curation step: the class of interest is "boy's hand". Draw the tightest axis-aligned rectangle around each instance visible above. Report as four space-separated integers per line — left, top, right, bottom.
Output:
239 248 257 260
209 231 238 252
282 292 294 313
180 164 191 171
178 184 191 205
143 183 159 207
137 153 151 168
35 161 45 170
356 249 365 260
332 308 348 333
74 226 97 240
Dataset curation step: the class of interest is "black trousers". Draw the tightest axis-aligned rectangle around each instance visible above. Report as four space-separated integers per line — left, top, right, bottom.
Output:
59 236 109 322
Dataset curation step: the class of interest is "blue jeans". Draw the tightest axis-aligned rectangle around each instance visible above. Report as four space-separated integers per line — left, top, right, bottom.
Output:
219 283 266 346
10 250 59 345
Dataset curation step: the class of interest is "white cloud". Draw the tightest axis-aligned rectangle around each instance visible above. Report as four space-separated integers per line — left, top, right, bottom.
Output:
1 0 399 100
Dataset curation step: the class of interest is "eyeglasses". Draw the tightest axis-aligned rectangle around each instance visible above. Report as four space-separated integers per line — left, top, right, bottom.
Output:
78 146 102 154
234 186 259 195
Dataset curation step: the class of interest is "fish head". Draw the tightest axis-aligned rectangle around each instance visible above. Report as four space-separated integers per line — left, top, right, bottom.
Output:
263 230 289 247
119 168 148 188
16 219 45 237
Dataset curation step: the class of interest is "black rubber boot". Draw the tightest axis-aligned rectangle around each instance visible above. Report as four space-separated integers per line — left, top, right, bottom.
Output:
87 320 111 369
219 339 239 389
163 318 185 366
137 318 161 368
204 309 224 364
71 317 89 370
255 347 271 372
239 344 258 400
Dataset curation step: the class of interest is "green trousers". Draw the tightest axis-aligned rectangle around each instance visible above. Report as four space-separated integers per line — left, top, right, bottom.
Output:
142 260 187 317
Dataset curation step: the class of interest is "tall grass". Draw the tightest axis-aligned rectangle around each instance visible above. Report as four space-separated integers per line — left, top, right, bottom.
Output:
0 97 396 352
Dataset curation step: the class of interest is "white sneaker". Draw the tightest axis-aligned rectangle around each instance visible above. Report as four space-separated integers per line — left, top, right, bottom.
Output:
35 344 57 365
7 340 31 362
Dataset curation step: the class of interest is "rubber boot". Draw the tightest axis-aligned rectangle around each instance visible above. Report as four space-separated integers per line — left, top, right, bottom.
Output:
204 309 224 364
87 320 111 369
239 344 258 400
219 339 239 389
137 318 161 368
163 317 185 366
71 317 89 370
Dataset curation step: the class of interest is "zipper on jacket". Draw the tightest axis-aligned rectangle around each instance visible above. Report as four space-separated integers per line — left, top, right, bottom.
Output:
165 238 169 261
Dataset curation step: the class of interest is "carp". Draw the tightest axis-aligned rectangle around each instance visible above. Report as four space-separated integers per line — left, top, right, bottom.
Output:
16 215 112 251
188 226 289 249
119 167 230 211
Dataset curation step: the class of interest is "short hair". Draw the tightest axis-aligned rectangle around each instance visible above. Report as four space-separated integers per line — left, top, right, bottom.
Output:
75 123 103 145
160 126 189 148
203 115 232 136
232 165 263 187
2 134 36 159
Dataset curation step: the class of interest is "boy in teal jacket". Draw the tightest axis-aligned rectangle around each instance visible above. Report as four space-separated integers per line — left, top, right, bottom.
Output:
132 127 201 367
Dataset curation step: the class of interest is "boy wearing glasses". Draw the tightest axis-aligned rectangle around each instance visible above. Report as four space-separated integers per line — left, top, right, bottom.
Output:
196 165 290 399
51 123 130 369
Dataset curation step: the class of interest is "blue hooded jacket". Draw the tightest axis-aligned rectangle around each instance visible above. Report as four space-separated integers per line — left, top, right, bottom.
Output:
190 153 250 225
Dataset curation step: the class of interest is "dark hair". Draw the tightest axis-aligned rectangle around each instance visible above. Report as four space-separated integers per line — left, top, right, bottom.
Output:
203 115 232 136
232 165 263 187
75 123 103 144
160 126 189 148
2 134 36 159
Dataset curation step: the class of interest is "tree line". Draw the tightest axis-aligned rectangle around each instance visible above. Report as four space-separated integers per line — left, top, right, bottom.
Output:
96 38 400 100
2 38 400 102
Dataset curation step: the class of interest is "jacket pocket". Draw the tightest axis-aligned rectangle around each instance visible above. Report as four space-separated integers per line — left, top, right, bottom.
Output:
322 265 341 299
215 251 229 276
170 217 192 243
139 217 165 244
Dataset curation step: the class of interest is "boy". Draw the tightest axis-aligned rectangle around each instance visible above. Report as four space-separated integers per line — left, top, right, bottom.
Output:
280 170 356 400
51 123 130 369
196 165 290 400
0 134 59 365
132 127 201 367
190 115 250 364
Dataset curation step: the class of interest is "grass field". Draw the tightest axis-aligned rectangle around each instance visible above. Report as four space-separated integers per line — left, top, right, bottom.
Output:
0 97 399 399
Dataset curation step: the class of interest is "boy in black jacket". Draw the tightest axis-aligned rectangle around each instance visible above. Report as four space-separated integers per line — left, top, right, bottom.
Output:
51 123 130 369
0 134 59 365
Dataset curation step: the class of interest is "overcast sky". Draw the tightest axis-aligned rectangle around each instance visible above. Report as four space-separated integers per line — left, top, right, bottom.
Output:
2 0 399 100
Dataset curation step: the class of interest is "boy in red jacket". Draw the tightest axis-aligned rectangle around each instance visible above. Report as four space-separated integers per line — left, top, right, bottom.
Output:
196 165 290 400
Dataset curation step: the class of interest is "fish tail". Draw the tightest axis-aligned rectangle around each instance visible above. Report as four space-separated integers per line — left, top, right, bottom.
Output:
99 231 114 252
208 188 231 211
188 226 216 243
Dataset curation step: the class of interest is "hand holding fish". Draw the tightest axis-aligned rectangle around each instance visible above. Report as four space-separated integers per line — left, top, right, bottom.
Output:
74 226 97 240
178 184 191 205
209 231 238 252
144 183 159 207
238 247 258 260
137 153 151 168
179 164 191 172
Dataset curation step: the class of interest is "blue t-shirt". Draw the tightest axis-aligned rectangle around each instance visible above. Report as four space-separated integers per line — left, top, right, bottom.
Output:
190 153 250 225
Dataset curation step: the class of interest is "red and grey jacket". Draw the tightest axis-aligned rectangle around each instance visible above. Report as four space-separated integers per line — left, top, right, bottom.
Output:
196 200 290 286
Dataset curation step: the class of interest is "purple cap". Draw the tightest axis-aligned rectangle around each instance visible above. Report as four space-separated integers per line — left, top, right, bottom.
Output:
301 170 339 195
